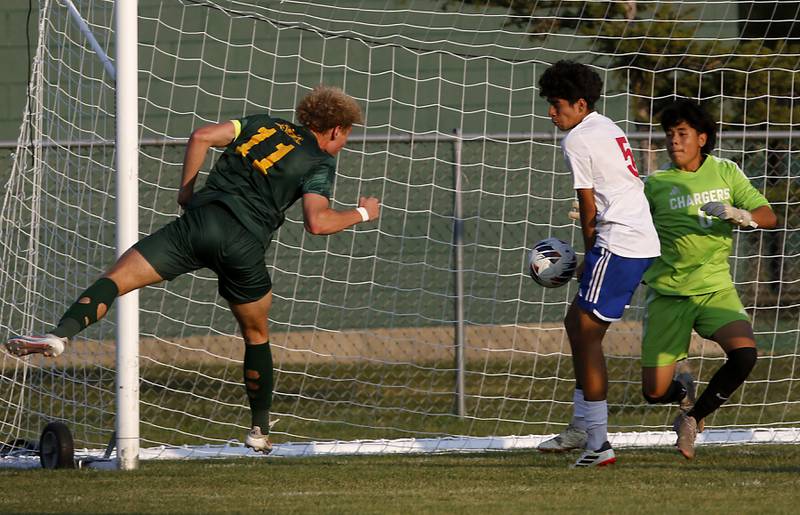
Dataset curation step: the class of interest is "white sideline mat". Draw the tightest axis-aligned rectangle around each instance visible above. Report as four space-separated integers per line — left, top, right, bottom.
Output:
3 427 799 468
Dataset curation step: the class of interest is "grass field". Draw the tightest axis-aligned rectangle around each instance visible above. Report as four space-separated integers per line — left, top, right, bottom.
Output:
2 446 799 514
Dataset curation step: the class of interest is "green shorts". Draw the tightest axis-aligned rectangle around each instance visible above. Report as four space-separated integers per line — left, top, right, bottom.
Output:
641 287 749 367
133 202 271 304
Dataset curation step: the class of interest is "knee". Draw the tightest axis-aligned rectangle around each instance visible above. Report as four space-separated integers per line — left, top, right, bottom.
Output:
642 387 672 404
726 347 757 378
242 328 269 345
234 312 270 344
642 378 672 404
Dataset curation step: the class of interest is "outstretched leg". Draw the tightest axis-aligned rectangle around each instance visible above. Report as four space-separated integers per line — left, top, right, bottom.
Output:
56 247 164 337
4 248 163 357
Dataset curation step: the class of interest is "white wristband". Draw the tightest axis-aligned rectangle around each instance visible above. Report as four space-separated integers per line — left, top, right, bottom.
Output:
356 207 370 222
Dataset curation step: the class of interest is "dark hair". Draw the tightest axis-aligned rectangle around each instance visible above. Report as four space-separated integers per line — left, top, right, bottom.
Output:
538 60 603 109
659 99 717 155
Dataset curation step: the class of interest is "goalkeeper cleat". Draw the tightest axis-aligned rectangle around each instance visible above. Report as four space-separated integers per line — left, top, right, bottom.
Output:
673 413 698 460
538 424 588 453
572 442 616 468
4 334 66 358
674 372 704 433
245 426 273 454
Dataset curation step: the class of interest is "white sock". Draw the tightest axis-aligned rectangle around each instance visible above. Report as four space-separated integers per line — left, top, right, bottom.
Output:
584 399 608 451
571 389 587 431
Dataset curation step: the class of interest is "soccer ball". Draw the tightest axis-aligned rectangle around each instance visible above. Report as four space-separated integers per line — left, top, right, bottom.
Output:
528 237 577 288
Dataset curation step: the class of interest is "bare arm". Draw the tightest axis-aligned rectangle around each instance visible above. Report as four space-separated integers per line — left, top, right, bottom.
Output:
302 194 380 235
177 121 237 207
576 188 597 252
751 205 778 230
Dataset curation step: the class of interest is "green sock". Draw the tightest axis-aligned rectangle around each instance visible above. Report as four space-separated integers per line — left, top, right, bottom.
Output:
51 277 119 338
243 342 273 431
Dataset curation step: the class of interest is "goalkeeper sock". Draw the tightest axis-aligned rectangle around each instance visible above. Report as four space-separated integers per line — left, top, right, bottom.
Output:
584 399 608 451
571 389 588 431
688 347 757 422
50 277 119 338
643 380 686 404
244 342 274 431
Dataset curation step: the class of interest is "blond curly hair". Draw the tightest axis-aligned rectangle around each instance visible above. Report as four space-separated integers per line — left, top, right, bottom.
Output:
295 85 363 132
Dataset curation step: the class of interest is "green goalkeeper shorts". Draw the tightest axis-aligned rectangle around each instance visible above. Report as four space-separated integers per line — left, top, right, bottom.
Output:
133 202 271 304
641 287 750 367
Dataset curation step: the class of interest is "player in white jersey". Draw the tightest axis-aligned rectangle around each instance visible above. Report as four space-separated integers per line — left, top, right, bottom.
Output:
535 61 660 467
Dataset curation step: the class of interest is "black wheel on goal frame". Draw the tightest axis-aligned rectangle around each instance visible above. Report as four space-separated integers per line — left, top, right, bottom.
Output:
39 422 75 469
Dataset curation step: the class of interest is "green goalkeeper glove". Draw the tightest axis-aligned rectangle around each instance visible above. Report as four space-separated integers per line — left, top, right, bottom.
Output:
700 201 758 228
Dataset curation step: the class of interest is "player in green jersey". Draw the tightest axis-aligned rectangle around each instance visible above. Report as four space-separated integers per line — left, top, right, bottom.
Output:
3 85 380 454
641 99 777 459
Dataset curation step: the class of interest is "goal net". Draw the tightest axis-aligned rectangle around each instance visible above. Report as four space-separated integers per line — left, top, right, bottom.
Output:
2 0 799 465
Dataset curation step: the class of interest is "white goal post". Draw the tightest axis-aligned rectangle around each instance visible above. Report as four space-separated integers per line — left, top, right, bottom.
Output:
1 0 799 469
114 0 140 471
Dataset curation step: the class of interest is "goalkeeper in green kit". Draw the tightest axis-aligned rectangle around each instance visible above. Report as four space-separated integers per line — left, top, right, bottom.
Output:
3 85 379 454
641 99 777 459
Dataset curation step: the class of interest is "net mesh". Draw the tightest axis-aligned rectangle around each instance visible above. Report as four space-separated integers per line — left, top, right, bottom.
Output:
1 0 798 461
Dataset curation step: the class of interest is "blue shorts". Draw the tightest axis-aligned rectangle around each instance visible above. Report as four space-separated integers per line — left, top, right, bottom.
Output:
577 246 654 322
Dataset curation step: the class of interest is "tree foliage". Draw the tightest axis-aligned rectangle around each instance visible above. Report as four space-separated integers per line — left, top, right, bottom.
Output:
447 1 800 130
